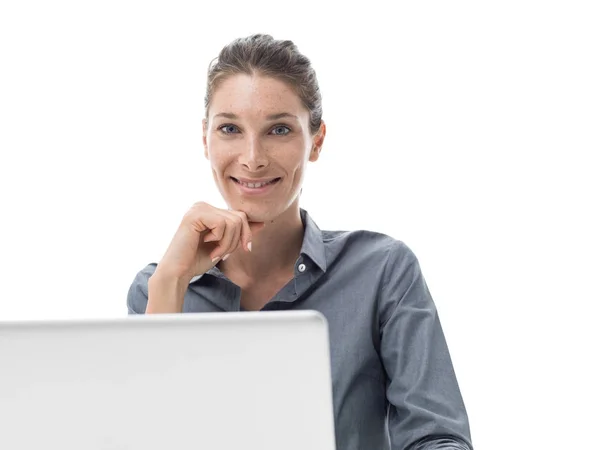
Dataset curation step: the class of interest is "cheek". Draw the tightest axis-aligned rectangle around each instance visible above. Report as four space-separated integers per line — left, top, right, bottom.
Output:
207 145 234 171
288 158 309 183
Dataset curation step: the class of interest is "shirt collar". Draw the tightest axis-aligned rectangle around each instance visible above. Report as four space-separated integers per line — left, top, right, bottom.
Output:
299 208 327 273
191 208 327 284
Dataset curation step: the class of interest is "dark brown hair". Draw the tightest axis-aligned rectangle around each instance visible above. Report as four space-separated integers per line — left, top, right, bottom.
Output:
204 34 323 135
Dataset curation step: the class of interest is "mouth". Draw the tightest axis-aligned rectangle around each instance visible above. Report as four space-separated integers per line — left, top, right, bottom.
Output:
230 176 282 195
230 177 281 188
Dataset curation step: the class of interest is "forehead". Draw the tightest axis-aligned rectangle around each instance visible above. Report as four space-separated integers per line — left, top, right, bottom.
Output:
209 74 306 118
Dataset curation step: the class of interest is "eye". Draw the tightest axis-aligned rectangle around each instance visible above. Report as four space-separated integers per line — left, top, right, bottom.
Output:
270 125 291 136
218 124 240 134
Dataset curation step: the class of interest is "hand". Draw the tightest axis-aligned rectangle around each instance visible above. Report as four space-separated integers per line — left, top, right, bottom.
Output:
154 202 265 282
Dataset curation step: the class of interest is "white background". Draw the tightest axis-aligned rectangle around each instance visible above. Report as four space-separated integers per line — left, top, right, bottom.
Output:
1 1 598 448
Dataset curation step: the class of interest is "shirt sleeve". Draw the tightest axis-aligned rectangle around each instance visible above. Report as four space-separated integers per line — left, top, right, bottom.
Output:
379 241 473 450
126 263 157 314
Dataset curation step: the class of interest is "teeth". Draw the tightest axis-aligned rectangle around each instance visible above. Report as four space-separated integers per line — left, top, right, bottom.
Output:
238 179 274 188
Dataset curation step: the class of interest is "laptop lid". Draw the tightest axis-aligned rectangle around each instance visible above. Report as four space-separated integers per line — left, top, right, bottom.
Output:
0 310 336 450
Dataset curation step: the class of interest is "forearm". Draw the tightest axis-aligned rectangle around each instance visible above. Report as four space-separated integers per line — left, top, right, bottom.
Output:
145 271 189 313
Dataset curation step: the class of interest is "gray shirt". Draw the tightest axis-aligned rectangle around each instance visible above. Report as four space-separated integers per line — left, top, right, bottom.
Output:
127 209 473 450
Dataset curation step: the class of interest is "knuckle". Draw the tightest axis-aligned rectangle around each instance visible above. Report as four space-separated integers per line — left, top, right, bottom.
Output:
183 210 199 224
187 202 208 219
224 217 234 228
194 201 217 214
231 210 248 220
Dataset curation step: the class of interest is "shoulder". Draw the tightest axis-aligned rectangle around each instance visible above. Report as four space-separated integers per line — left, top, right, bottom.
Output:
321 228 417 268
320 228 425 321
126 263 158 314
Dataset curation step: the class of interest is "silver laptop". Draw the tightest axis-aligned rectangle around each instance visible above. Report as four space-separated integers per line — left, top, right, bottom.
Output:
0 310 336 450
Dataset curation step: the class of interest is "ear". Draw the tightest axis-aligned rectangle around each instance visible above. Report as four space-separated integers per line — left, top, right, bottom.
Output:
202 118 209 159
308 121 326 162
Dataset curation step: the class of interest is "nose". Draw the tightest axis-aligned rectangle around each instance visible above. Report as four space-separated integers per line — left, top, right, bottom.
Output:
238 135 269 171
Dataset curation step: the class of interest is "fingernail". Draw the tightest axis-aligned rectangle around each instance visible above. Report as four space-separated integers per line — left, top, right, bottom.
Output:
247 242 252 252
223 253 230 261
211 257 220 263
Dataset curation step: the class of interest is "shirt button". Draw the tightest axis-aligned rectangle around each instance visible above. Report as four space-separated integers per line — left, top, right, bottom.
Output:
298 263 306 273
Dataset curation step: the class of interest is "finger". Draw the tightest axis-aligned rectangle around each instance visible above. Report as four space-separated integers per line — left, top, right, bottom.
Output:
203 231 220 243
220 212 244 256
229 211 256 252
247 222 266 251
249 222 266 234
203 220 226 244
208 213 240 260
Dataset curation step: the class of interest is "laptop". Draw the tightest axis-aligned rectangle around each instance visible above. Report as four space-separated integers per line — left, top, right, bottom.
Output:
0 310 336 450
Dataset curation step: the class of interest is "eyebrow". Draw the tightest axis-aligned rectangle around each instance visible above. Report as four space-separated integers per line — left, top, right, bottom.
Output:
213 112 299 121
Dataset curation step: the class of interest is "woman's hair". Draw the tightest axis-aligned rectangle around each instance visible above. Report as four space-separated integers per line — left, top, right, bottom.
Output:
204 34 322 135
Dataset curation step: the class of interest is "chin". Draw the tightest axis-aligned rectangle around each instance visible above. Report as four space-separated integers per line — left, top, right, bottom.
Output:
223 201 273 222
227 199 295 224
244 211 274 223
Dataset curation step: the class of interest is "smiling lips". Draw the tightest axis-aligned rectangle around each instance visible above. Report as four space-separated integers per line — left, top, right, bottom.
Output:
231 177 281 189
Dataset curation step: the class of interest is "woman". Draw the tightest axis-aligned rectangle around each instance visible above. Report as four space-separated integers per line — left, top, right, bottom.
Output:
128 34 473 450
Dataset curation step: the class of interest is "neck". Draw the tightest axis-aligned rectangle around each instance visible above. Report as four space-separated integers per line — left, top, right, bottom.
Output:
219 204 305 280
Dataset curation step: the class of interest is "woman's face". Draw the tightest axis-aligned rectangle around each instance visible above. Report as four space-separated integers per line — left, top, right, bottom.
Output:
203 74 325 223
